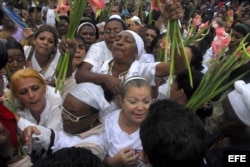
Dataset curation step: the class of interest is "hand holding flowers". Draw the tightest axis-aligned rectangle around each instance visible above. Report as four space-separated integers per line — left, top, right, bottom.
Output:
55 0 87 92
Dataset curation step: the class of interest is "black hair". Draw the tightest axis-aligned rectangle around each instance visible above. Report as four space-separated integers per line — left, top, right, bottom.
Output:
33 147 104 167
150 32 166 60
143 24 160 53
74 34 86 46
55 15 69 27
144 24 160 35
196 28 215 56
175 68 203 100
105 18 127 30
34 24 59 46
78 21 99 40
187 45 204 71
6 40 24 55
233 23 250 36
0 39 8 69
140 99 206 167
232 23 250 43
28 6 42 14
144 9 161 25
0 8 4 20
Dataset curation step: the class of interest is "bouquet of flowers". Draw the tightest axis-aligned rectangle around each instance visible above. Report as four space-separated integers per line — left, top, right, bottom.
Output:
184 14 210 45
187 36 250 112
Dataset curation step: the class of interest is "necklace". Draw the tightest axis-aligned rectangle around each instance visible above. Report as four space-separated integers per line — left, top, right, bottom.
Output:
108 60 129 82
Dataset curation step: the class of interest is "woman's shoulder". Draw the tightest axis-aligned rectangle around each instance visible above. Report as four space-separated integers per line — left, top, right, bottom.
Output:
103 109 120 123
46 85 63 102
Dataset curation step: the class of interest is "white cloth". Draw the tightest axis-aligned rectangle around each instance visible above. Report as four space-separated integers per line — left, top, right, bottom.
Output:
203 47 213 69
84 40 148 67
69 82 110 111
123 30 144 60
228 80 250 127
17 86 62 157
8 155 32 167
46 8 56 26
84 41 112 67
52 124 105 160
158 81 169 99
140 53 155 63
24 45 60 80
130 16 142 25
91 59 158 86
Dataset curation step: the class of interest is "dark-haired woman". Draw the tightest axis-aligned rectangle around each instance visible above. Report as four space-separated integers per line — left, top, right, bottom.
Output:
23 24 60 86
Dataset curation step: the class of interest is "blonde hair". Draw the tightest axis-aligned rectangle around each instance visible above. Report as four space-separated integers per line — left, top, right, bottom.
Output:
10 68 46 97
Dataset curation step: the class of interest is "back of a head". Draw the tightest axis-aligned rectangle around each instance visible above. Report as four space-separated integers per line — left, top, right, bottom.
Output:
140 99 206 167
33 147 104 167
175 68 204 100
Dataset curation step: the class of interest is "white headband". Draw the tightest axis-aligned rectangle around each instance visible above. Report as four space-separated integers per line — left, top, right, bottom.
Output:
122 76 147 88
77 22 96 35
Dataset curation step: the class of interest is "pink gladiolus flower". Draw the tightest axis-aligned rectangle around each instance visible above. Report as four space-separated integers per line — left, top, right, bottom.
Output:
151 0 162 11
88 0 105 13
55 0 69 16
211 27 230 58
198 21 209 30
54 4 69 16
193 14 201 27
216 27 227 37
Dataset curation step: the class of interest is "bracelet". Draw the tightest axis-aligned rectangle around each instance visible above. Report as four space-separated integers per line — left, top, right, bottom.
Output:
2 150 18 162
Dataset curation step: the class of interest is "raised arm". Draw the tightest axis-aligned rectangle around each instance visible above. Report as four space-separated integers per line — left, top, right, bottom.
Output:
155 47 192 77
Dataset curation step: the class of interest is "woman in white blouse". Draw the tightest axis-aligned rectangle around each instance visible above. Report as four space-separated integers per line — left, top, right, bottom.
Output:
10 68 62 162
23 24 60 86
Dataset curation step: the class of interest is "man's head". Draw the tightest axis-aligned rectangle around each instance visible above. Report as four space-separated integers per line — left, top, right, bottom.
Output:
33 147 104 167
140 99 206 167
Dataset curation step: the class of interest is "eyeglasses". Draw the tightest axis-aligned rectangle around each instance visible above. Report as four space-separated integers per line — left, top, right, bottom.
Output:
104 29 121 35
60 105 91 122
